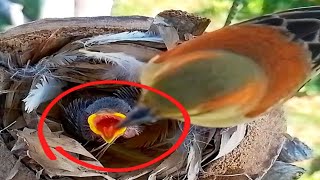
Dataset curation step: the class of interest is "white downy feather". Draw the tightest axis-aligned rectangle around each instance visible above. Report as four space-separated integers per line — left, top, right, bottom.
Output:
83 31 163 46
38 53 79 68
186 136 202 180
151 150 187 178
163 176 173 180
148 167 166 180
150 15 180 50
79 50 145 82
213 124 247 161
22 76 67 113
38 31 161 68
121 170 151 180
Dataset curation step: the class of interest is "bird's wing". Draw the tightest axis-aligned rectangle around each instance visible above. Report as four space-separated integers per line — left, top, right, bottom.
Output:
140 6 320 122
141 50 268 125
238 6 320 75
235 6 320 116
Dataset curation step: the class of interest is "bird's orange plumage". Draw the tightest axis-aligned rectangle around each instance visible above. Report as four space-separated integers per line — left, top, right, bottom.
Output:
152 24 311 117
196 80 266 114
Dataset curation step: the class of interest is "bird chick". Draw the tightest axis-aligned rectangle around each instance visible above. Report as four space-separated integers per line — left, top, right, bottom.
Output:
63 87 142 144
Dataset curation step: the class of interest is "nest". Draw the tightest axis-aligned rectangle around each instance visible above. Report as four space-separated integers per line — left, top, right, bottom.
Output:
0 10 313 180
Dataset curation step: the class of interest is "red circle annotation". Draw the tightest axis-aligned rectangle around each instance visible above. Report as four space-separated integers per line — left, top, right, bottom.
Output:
37 80 191 173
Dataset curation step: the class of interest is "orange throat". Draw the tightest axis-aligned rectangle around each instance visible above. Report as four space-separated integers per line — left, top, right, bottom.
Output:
88 112 127 143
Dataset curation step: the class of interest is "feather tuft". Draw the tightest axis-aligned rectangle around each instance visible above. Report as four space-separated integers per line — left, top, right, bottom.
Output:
186 136 202 180
83 31 163 46
22 76 67 113
79 50 145 81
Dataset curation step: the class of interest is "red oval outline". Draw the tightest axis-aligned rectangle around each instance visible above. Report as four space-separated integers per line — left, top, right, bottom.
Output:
37 80 191 173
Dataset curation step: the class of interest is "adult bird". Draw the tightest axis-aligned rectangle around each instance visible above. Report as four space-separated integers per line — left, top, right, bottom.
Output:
119 6 320 128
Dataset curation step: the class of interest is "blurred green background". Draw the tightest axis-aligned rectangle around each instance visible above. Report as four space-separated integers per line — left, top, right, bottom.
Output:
1 0 320 179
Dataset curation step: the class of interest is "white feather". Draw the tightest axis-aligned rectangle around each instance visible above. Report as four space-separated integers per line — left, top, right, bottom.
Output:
186 136 201 180
123 170 151 180
79 50 145 82
38 53 78 68
163 176 173 180
83 31 163 46
151 150 186 178
148 167 166 180
22 76 67 113
213 124 247 161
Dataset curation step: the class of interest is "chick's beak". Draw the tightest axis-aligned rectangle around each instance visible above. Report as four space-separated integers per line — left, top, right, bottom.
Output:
88 112 127 143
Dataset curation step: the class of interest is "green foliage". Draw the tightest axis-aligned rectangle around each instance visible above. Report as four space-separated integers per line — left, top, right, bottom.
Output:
235 0 320 22
0 0 43 29
112 0 234 29
310 157 320 176
224 0 243 26
301 76 320 96
21 0 43 20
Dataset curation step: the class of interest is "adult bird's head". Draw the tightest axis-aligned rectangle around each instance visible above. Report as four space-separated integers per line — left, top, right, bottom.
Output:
119 6 320 128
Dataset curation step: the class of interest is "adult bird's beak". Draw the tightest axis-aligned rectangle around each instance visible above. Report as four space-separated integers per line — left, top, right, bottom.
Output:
88 112 127 143
117 106 159 128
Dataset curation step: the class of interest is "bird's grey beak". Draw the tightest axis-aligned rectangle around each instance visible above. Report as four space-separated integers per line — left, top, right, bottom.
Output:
117 116 154 128
117 106 158 128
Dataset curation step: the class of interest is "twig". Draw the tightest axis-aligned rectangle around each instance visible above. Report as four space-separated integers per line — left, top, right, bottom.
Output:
224 0 243 27
0 121 17 133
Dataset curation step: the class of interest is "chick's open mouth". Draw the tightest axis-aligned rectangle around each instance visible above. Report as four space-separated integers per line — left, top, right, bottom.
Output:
88 113 127 143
